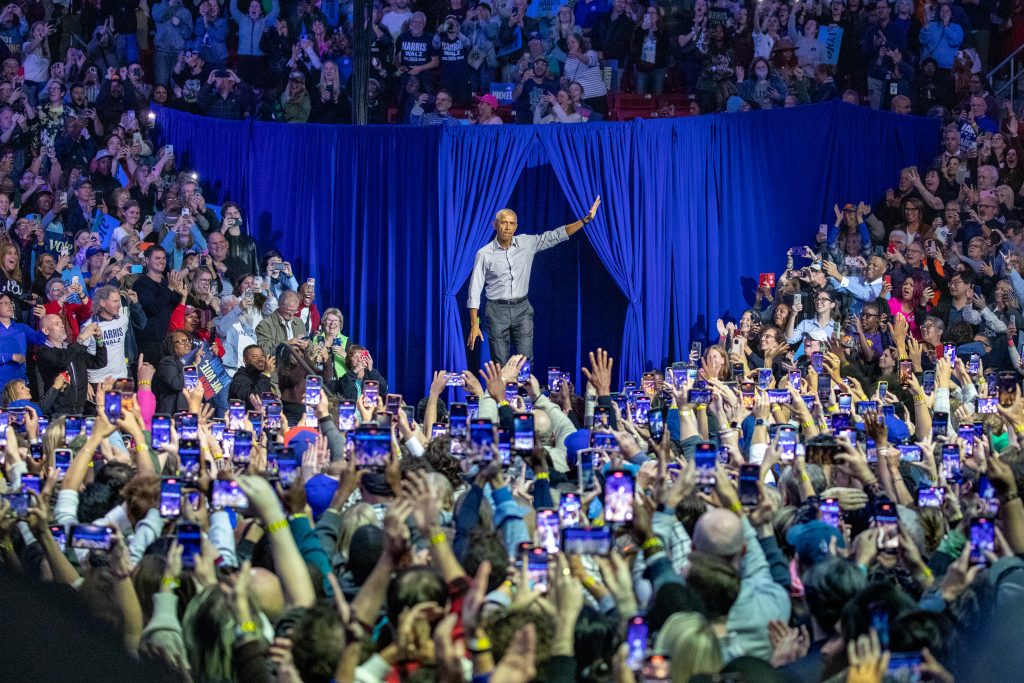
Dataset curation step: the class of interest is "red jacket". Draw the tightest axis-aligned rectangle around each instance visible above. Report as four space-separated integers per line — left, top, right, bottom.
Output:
44 299 92 343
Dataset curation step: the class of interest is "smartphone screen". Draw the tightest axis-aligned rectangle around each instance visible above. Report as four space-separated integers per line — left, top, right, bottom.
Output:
778 427 796 462
869 601 890 649
633 397 651 426
874 501 899 552
497 427 511 466
152 414 171 448
160 478 181 518
578 449 595 491
897 444 922 462
54 448 72 477
648 409 664 441
50 524 67 551
304 375 322 405
817 375 832 402
232 431 253 463
329 400 353 431
180 439 200 482
604 470 634 523
922 370 935 395
547 366 561 391
183 365 199 391
176 522 202 569
526 548 549 593
978 397 999 414
504 382 518 402
626 616 648 671
70 524 115 551
561 526 612 555
362 379 379 404
512 412 534 452
469 418 495 451
899 361 913 386
969 517 995 565
738 464 760 506
941 444 961 482
968 353 980 375
811 352 824 374
536 508 560 554
211 480 249 510
877 381 888 400
385 393 402 419
999 371 1018 407
353 427 390 468
265 400 283 432
917 486 945 508
558 492 581 528
248 411 263 439
104 392 122 421
277 455 300 487
767 389 791 404
64 415 81 444
176 413 199 440
932 411 948 439
820 497 841 527
228 400 246 430
448 403 468 437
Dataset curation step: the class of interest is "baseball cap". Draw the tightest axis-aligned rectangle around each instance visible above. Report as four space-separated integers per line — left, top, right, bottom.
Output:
475 93 499 108
93 149 113 162
288 70 305 81
283 426 319 456
85 246 104 259
786 520 845 566
73 177 93 190
843 203 856 211
305 473 340 520
527 30 542 41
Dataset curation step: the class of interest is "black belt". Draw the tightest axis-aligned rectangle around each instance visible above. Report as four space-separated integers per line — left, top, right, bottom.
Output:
490 296 528 306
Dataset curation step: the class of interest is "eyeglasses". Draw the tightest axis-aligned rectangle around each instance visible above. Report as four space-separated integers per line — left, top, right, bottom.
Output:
815 297 833 303
861 311 879 317
904 207 921 212
173 338 191 345
979 204 998 209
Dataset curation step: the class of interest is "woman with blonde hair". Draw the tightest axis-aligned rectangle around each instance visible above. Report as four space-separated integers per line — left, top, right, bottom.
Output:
653 612 723 683
311 59 351 123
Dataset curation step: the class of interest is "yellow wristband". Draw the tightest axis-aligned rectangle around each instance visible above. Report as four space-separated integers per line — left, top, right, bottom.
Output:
137 380 152 387
729 501 743 513
266 518 289 534
238 620 257 634
641 537 662 551
801 420 815 430
800 472 811 482
535 471 549 480
1015 425 1024 436
467 636 492 653
694 404 707 411
162 576 181 589
920 566 933 579
430 531 446 546
498 400 510 407
582 575 597 588
288 512 310 521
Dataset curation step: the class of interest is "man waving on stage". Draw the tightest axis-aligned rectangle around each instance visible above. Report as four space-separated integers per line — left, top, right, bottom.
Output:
466 196 601 365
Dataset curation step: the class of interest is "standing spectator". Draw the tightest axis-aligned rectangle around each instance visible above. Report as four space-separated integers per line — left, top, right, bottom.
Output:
82 285 146 384
395 12 440 95
35 315 105 415
190 0 228 71
632 6 669 95
0 292 45 386
433 17 473 105
38 277 91 344
736 57 788 109
512 57 557 123
232 0 281 88
22 21 53 105
463 3 499 98
592 0 634 92
562 33 607 117
382 0 414 40
574 0 607 33
220 203 259 277
132 245 179 362
152 0 195 87
919 4 964 71
104 0 141 66
198 69 253 120
311 61 351 123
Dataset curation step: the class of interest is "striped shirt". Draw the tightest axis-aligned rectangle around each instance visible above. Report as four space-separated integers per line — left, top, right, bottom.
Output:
563 51 607 99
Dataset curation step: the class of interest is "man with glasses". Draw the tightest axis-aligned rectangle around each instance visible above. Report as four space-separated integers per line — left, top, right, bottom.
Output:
931 270 982 329
255 290 309 358
418 89 461 126
37 276 92 344
822 255 888 315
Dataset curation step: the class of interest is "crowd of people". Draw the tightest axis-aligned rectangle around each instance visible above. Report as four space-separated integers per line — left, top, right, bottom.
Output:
0 1 1023 683
0 0 1013 125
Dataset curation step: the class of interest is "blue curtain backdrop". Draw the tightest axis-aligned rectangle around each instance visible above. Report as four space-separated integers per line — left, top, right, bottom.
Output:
153 102 939 395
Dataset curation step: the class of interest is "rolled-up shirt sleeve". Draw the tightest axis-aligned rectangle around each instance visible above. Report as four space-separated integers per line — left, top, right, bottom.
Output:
467 249 487 310
535 225 569 252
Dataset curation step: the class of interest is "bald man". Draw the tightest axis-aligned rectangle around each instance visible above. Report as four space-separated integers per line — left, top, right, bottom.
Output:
691 508 791 660
35 314 106 415
466 196 602 365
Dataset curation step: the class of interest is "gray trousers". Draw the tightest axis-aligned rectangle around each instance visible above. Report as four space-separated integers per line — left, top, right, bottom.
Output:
485 298 534 366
